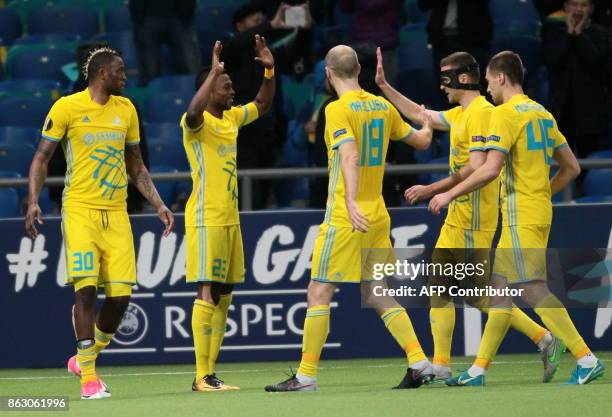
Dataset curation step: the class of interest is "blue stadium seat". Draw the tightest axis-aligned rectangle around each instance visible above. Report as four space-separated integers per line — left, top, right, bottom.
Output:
146 91 191 124
396 68 444 109
7 47 76 85
195 4 237 33
104 4 132 32
12 33 80 46
583 169 612 196
149 165 178 206
494 19 541 38
147 139 189 172
273 178 309 208
148 75 195 94
144 122 182 144
426 156 449 184
0 96 52 128
0 126 40 147
587 150 612 159
92 32 139 83
0 79 61 99
0 142 36 176
574 195 612 203
491 35 541 78
0 7 22 46
282 119 309 167
28 6 99 39
490 0 539 22
398 24 432 70
0 188 20 218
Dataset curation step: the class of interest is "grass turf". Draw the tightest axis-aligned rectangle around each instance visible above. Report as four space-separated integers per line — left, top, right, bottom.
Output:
0 352 610 417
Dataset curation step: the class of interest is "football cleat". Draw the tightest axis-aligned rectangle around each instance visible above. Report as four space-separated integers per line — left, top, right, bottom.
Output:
541 335 565 383
208 374 240 390
567 360 605 385
432 365 452 382
265 373 317 392
393 365 434 389
445 370 485 387
67 355 81 377
81 378 111 400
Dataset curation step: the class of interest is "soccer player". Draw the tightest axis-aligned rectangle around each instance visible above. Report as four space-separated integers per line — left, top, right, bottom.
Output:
182 36 275 392
429 51 605 386
375 49 563 382
25 47 174 399
265 45 435 392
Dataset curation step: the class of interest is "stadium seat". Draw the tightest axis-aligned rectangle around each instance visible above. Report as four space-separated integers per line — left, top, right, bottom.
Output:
146 91 191 124
92 32 139 83
587 150 612 159
0 79 61 100
425 156 449 184
491 35 541 78
0 188 20 218
195 4 237 33
7 46 76 86
583 169 612 196
28 6 99 39
282 119 309 167
104 4 132 32
0 126 40 147
0 142 36 176
494 19 541 38
574 195 612 203
0 7 22 46
124 87 150 112
404 0 431 23
273 178 309 208
147 139 189 172
0 96 52 128
144 122 182 144
12 33 80 46
148 75 195 95
398 24 432 70
490 0 539 23
149 165 178 206
282 75 314 119
396 68 444 109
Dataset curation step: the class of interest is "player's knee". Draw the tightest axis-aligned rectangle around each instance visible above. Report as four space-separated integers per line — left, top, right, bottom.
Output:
104 296 130 316
74 285 97 307
307 281 334 307
517 281 550 307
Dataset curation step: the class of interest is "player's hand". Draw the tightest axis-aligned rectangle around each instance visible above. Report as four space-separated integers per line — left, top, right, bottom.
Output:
574 13 589 34
157 205 175 237
254 34 275 69
428 192 452 215
25 203 43 239
270 3 290 30
211 40 224 74
566 14 576 34
419 104 433 132
375 47 388 87
346 199 369 233
404 185 431 205
301 1 314 29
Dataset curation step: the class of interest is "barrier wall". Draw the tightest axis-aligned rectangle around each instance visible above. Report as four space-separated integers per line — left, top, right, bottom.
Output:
1 205 611 368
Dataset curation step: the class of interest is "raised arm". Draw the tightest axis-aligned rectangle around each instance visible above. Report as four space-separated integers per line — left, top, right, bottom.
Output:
550 145 580 196
252 34 276 116
401 105 434 150
375 47 448 131
338 140 369 232
125 145 174 236
185 41 225 130
25 140 59 238
428 150 506 215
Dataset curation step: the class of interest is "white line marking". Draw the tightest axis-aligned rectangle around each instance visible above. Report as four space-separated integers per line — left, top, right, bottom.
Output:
102 348 157 354
97 293 155 299
162 289 309 298
163 343 341 352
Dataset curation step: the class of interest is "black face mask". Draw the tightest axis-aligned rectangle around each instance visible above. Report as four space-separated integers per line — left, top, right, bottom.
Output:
440 64 480 91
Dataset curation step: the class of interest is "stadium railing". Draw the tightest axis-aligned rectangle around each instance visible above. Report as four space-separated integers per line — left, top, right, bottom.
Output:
1 159 611 210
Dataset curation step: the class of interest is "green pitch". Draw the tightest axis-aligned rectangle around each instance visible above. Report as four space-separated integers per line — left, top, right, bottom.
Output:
1 352 610 417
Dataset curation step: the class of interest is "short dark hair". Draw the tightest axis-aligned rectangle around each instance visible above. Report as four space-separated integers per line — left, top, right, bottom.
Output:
439 52 480 82
232 4 265 28
84 47 121 81
195 66 212 90
487 51 524 86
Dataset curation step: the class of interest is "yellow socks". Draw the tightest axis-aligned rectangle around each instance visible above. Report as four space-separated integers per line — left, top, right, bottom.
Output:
297 305 330 378
192 299 215 379
77 339 98 385
382 306 426 366
474 308 512 369
93 325 114 355
430 304 455 367
509 306 548 345
535 295 590 359
209 294 232 374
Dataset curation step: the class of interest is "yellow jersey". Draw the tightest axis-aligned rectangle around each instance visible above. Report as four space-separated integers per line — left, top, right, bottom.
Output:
323 90 413 227
484 94 568 226
181 102 259 227
440 96 499 231
41 89 140 210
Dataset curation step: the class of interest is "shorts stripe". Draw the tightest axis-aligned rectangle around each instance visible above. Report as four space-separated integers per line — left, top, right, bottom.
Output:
198 227 207 279
324 153 340 224
317 226 336 280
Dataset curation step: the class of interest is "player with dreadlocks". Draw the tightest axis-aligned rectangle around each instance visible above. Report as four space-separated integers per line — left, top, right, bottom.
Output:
26 46 175 399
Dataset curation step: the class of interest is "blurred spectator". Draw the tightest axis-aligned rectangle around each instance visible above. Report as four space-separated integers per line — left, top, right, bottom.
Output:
338 0 403 84
418 0 492 90
542 0 610 158
129 0 201 86
221 2 314 209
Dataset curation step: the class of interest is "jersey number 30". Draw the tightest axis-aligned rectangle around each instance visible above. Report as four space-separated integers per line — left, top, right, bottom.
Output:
360 118 384 167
